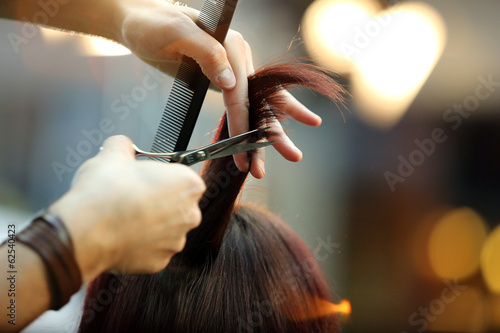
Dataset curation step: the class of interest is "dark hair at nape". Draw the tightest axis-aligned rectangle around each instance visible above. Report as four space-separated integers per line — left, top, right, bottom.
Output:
78 60 346 333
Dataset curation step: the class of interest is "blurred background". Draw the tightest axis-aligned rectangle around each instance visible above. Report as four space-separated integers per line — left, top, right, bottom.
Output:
1 0 500 332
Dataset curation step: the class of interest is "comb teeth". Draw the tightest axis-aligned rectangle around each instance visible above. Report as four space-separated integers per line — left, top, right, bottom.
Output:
199 1 225 33
150 0 238 162
150 62 199 154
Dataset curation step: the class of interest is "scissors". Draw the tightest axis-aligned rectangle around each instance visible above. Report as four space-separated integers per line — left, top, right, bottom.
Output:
133 127 275 166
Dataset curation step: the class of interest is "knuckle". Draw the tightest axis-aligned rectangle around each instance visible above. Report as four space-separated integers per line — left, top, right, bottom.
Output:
174 237 187 253
227 30 245 47
190 175 207 194
226 99 250 113
167 13 192 32
205 44 228 68
74 156 98 178
179 204 202 228
189 208 203 227
178 167 206 193
226 30 248 54
151 259 169 273
244 40 252 54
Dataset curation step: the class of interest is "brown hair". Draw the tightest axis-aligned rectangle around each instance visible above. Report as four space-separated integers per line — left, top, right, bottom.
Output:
78 60 346 333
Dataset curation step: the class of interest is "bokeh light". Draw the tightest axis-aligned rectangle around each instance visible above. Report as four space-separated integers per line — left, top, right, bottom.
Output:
302 0 447 129
279 296 351 321
352 2 447 129
481 225 500 294
488 295 500 331
301 0 382 74
427 287 487 333
427 207 488 280
81 37 131 57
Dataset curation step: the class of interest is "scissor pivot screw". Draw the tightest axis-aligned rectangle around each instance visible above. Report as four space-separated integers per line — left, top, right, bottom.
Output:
196 151 207 159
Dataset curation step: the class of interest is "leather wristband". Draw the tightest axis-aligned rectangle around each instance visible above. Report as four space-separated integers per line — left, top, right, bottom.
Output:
15 212 82 310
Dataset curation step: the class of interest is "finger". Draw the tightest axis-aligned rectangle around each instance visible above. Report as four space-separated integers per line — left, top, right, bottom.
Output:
99 135 136 160
277 90 322 126
249 143 266 179
266 117 303 162
177 8 237 89
143 251 174 273
175 192 204 228
242 42 267 178
172 29 236 90
224 32 253 172
249 105 268 179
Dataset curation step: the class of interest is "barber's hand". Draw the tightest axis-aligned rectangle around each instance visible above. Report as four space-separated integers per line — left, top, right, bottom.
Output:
49 135 205 282
116 0 322 178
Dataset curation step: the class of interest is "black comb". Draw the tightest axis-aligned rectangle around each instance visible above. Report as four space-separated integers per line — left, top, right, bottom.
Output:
150 0 239 157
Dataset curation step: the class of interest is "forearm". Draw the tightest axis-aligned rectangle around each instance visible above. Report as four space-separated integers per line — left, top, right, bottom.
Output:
0 199 111 332
0 242 50 332
0 190 112 332
0 0 126 42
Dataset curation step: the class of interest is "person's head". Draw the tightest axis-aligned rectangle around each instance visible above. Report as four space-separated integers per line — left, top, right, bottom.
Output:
78 60 346 333
79 204 339 332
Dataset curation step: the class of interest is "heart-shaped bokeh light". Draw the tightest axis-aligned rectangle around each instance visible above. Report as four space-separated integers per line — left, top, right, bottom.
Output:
302 1 447 129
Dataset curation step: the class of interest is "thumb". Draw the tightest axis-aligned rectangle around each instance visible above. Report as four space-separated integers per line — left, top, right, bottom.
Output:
99 135 136 160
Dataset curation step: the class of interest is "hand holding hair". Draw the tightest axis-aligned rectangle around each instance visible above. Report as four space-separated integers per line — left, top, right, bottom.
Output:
0 0 328 178
0 1 345 331
79 61 346 333
117 1 325 177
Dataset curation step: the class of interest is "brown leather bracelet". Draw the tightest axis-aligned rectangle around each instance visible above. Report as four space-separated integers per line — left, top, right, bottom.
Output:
15 213 82 310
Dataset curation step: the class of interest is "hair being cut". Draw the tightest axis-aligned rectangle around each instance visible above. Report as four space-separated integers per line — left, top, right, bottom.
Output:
78 60 346 333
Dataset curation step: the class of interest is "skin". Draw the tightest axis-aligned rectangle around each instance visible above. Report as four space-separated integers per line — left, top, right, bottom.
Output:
116 1 323 177
1 136 206 332
0 0 322 330
1 0 322 178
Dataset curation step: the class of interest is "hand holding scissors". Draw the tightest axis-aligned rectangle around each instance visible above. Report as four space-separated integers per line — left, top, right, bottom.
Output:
133 128 274 166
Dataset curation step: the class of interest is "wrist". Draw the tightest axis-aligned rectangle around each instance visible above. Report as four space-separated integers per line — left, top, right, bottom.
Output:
67 0 127 44
48 190 116 283
95 0 128 44
15 213 82 310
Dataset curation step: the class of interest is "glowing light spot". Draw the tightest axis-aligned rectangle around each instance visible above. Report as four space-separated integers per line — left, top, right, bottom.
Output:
481 225 500 294
427 287 487 333
302 1 447 129
352 2 447 129
427 207 488 280
40 27 70 42
40 27 131 57
279 295 351 321
80 37 131 57
487 295 500 330
302 0 382 74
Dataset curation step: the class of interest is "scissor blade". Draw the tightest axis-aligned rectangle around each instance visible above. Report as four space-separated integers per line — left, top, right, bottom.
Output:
202 127 270 155
204 141 275 161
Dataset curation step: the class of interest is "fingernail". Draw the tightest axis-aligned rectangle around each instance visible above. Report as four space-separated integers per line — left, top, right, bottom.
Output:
217 68 236 89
